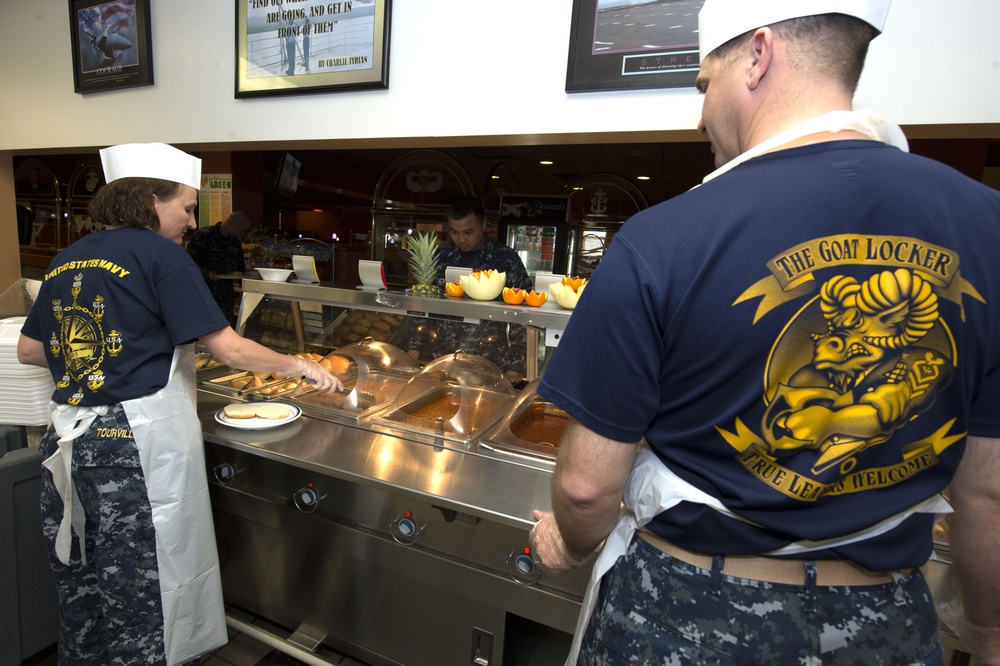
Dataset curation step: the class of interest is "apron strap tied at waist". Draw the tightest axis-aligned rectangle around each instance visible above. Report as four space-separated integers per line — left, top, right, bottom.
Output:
43 402 111 566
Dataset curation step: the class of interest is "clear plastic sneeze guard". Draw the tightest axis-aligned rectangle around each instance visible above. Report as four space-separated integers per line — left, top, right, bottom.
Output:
371 351 516 447
0 279 41 319
293 339 420 422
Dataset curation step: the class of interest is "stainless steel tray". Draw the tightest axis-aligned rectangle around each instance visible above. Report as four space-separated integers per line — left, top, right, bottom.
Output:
288 370 411 424
482 400 568 462
371 384 514 447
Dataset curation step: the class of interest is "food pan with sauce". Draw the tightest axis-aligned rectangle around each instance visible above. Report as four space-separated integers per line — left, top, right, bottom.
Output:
371 351 516 446
482 379 570 462
292 340 420 422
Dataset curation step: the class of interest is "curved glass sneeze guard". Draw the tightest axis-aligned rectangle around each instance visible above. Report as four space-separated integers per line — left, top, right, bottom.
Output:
371 352 516 447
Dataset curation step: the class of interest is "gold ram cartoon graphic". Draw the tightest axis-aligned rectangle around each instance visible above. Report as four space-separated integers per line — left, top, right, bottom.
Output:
763 269 953 475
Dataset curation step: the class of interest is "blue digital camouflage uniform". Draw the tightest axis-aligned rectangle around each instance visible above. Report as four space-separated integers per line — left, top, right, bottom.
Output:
405 317 529 376
187 222 246 326
38 405 201 666
434 235 533 292
577 536 943 666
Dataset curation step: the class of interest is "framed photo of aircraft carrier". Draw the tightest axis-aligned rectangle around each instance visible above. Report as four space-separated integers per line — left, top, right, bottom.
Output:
69 0 154 94
566 0 704 92
236 0 392 98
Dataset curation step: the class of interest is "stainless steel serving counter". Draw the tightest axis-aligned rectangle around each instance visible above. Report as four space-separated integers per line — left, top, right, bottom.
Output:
198 391 591 666
198 393 558 529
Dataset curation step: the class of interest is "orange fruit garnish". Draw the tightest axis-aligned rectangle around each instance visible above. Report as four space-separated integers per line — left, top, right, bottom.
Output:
502 287 525 305
524 290 548 307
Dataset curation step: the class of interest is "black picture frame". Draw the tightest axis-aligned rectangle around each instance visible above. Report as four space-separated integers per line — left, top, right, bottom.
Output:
236 0 391 98
566 0 704 93
69 0 154 94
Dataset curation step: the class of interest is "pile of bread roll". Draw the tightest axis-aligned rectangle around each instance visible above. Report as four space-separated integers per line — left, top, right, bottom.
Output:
328 310 403 347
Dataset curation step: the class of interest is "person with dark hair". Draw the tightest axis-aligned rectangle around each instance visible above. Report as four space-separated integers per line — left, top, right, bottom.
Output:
187 210 252 326
17 143 341 666
530 2 1000 664
435 195 532 292
405 196 535 382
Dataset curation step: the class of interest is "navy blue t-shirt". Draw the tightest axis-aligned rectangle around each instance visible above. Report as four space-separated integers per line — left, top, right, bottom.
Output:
539 140 1000 570
22 227 229 406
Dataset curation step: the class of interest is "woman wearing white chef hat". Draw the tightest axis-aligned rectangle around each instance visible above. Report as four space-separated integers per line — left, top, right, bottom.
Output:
18 142 342 665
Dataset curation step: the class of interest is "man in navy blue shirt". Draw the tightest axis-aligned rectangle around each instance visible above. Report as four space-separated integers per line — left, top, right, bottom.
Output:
530 2 1000 664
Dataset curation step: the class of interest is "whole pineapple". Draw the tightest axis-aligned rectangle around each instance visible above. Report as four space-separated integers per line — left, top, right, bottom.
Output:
406 231 441 297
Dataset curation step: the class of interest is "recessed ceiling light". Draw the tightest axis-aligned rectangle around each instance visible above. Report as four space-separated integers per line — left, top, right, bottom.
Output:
539 160 554 165
636 176 650 181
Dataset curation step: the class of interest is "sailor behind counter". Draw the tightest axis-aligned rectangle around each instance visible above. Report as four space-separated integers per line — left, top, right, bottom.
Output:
407 196 534 384
17 142 342 666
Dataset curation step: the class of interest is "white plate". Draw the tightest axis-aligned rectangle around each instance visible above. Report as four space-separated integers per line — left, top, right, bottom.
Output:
215 402 302 429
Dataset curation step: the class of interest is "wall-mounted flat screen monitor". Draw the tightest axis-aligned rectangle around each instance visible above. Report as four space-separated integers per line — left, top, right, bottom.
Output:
273 151 301 198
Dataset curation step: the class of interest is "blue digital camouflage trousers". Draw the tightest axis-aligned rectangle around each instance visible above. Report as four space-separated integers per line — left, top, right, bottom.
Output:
39 404 200 666
577 535 944 665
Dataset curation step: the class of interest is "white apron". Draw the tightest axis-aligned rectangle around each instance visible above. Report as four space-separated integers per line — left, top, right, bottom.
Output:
44 344 227 666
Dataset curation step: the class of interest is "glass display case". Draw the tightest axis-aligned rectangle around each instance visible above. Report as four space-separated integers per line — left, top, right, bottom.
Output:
234 279 574 382
14 158 64 249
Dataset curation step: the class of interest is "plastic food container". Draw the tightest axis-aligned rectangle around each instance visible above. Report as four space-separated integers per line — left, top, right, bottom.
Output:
371 352 516 446
291 340 420 422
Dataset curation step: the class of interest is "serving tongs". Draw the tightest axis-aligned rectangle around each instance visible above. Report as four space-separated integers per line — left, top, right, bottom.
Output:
237 374 300 397
296 375 377 409
340 386 377 409
195 351 222 370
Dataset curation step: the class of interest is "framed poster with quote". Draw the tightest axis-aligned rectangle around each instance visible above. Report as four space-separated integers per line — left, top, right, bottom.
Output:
236 0 392 98
566 0 704 93
69 0 154 94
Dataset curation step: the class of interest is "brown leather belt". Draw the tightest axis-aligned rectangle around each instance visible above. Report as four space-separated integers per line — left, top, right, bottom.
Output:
638 531 913 587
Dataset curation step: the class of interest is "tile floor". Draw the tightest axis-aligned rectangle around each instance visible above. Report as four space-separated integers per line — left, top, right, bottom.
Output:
20 608 371 666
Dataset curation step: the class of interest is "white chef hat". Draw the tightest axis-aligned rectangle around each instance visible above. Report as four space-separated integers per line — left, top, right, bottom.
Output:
99 142 202 190
699 0 892 60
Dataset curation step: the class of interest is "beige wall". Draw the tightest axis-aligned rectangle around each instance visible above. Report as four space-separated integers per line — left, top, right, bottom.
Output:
1 0 999 154
3 1 1000 279
0 154 21 291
